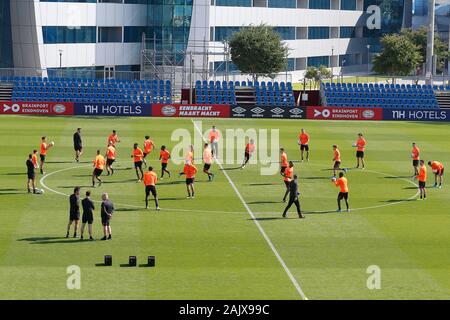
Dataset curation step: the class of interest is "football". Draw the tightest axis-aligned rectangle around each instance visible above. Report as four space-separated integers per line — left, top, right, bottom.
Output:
352 143 357 147
50 141 55 146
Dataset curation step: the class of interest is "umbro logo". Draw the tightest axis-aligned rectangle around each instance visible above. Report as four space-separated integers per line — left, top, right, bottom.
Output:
232 107 246 114
270 108 284 115
251 107 265 114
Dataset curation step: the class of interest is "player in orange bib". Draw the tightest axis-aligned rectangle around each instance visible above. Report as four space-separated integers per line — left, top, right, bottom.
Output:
282 161 294 202
332 145 346 177
31 149 39 169
92 150 106 187
208 126 220 158
298 129 310 162
159 145 171 179
241 139 256 169
416 160 427 200
411 142 420 176
203 143 215 181
131 143 144 182
280 148 288 175
105 142 116 176
184 162 198 199
353 133 366 169
39 136 54 174
143 166 160 210
332 172 349 212
107 130 120 147
143 135 155 166
428 161 444 188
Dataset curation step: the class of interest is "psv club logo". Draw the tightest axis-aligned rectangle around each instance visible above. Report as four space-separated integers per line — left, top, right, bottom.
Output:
3 104 21 113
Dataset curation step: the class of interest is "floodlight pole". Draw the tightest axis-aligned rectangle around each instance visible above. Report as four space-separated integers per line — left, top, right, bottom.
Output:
425 0 435 85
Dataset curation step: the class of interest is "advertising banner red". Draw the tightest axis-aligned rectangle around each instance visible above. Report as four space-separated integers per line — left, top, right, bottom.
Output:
0 102 74 115
152 104 230 118
306 106 383 120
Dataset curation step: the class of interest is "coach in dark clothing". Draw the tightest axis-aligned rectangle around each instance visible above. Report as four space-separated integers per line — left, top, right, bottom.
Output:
101 193 114 240
67 187 81 238
282 175 304 219
26 154 36 194
80 191 95 240
73 128 83 162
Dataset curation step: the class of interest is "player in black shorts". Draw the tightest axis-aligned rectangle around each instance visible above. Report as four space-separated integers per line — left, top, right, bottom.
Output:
101 193 114 240
73 128 83 162
80 191 95 240
66 187 81 238
26 154 36 194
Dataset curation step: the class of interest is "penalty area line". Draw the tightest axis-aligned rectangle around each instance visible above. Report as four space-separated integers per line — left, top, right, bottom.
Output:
191 120 308 301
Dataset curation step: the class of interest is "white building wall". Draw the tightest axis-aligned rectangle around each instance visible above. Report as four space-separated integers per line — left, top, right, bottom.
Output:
11 0 147 71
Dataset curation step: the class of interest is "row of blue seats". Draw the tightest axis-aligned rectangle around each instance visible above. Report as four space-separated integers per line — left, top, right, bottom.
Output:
1 76 170 86
14 92 169 100
325 92 435 99
196 80 292 88
256 99 295 107
327 100 438 108
12 97 172 104
196 96 236 104
329 103 439 109
16 81 170 90
325 82 434 90
324 87 434 94
327 97 438 105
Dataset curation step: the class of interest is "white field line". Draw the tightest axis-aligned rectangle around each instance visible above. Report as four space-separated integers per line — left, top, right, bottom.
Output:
191 120 308 300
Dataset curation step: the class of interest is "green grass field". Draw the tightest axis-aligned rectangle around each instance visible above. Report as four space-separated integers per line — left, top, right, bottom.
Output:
0 116 449 300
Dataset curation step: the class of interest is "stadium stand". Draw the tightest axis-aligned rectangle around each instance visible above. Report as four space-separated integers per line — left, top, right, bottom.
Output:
195 80 236 105
0 77 172 104
195 80 295 107
322 83 439 109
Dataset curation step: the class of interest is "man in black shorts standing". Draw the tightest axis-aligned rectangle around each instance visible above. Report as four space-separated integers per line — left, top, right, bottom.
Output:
73 128 83 162
80 190 95 240
26 154 37 194
66 187 81 238
282 175 304 219
101 193 114 240
143 167 160 210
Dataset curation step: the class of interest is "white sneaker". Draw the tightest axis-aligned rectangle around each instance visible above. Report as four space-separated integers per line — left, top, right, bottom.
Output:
156 207 161 211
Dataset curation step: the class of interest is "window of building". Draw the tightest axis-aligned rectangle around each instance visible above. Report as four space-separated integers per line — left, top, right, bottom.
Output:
98 27 122 43
308 56 329 67
42 26 96 44
308 27 329 39
308 0 330 9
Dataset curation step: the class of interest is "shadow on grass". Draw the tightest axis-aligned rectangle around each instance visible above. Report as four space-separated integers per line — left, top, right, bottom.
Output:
58 185 92 189
243 183 279 186
18 236 84 244
380 199 417 203
247 201 281 205
0 188 23 195
301 176 330 180
103 179 138 184
220 167 242 171
381 176 414 179
1 173 26 176
115 208 142 212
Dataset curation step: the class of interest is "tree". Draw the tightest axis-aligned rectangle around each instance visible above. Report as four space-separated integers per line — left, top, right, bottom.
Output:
400 27 449 73
372 34 422 79
228 24 289 82
304 65 332 89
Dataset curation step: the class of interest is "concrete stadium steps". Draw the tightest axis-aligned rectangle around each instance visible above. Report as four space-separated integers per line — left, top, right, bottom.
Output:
434 91 450 109
0 84 13 102
235 86 256 106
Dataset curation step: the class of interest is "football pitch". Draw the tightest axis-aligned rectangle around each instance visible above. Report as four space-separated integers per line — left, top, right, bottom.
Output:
0 116 449 300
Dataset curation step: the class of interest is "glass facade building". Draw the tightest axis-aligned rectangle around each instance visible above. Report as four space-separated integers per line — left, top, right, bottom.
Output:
0 0 13 68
